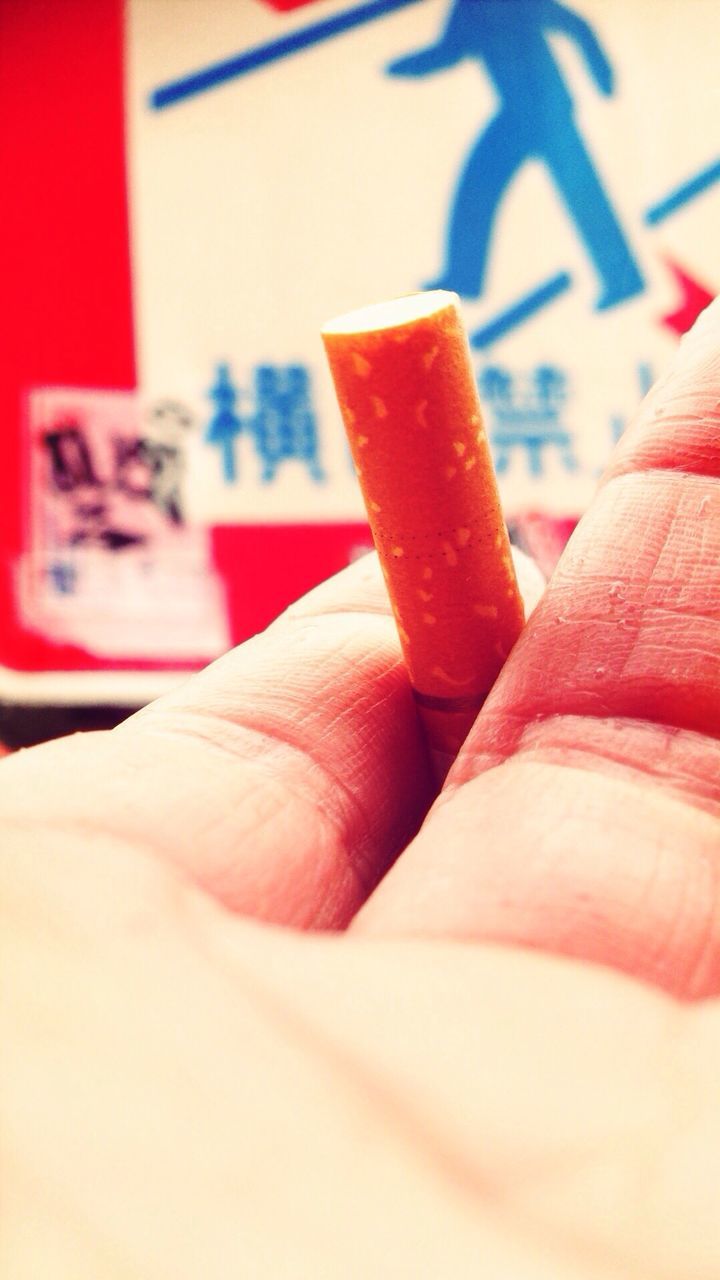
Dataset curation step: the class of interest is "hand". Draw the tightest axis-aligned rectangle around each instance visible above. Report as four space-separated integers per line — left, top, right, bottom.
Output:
3 302 720 1276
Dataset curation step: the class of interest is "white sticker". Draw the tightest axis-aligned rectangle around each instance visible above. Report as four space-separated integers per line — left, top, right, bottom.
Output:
20 388 230 659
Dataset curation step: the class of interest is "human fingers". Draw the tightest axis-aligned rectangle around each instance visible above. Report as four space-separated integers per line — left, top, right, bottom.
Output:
356 300 720 998
0 544 540 929
0 554 435 928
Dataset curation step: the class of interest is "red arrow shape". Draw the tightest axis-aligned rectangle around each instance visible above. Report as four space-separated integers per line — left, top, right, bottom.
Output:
661 258 715 337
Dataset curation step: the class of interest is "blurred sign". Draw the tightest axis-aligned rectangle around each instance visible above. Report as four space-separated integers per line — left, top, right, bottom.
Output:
1 0 718 701
20 388 228 659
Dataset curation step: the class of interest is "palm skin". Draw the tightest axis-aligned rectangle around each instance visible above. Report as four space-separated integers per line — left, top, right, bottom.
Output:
3 303 720 1277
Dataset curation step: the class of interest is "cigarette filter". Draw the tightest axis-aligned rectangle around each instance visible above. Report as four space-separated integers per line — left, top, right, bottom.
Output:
322 291 524 774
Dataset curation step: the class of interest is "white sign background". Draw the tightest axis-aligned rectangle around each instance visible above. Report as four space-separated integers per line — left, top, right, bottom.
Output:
127 0 720 521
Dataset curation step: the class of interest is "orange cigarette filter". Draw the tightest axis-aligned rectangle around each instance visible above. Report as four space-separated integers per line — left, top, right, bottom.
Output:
321 291 524 773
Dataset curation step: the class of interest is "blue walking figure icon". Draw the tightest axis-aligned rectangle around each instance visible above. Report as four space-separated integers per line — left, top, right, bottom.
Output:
387 0 644 311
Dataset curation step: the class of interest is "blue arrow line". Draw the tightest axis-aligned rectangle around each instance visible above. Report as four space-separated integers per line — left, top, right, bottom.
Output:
471 271 573 350
644 157 720 226
150 0 424 110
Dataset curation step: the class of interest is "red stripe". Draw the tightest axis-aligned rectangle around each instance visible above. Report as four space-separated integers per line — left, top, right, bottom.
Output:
0 0 371 677
0 0 136 671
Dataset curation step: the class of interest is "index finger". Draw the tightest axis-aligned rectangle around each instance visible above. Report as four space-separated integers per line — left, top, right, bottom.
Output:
0 554 433 929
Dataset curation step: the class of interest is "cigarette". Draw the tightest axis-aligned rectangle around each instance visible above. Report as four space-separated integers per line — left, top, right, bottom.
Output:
321 290 524 778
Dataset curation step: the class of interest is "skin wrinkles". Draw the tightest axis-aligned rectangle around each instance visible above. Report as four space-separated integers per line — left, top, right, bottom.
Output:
134 707 384 909
449 715 720 817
